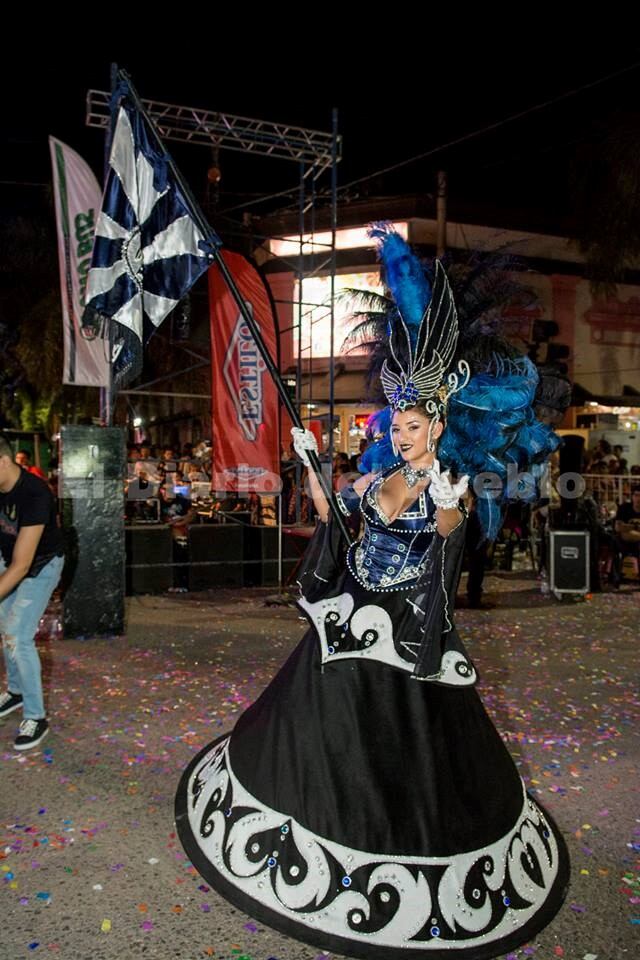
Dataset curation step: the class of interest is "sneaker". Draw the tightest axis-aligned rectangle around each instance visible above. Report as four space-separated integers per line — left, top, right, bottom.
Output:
13 718 49 751
0 691 23 718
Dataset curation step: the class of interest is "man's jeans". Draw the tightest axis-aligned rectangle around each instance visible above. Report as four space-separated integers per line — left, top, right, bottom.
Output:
0 556 64 719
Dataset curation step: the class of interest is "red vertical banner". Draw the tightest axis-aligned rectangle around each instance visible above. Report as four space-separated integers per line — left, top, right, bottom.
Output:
209 252 280 493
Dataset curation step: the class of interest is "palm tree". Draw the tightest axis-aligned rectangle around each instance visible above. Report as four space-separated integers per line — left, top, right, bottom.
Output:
0 214 97 432
340 250 532 404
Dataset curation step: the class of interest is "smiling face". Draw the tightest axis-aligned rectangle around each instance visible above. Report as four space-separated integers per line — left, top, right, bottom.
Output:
390 407 443 465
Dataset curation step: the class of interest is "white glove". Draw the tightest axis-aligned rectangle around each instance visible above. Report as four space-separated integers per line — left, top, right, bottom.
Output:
427 459 469 510
291 427 318 466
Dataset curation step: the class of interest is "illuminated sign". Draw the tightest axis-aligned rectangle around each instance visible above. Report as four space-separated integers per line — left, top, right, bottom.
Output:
293 271 384 358
270 222 408 258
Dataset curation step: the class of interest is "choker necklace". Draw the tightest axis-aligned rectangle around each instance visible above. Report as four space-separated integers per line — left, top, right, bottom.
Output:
400 463 431 488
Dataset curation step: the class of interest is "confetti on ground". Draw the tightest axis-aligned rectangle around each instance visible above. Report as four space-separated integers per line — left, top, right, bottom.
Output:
0 583 638 957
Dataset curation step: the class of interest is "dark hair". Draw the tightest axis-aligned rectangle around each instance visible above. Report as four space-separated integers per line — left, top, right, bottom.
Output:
632 485 640 495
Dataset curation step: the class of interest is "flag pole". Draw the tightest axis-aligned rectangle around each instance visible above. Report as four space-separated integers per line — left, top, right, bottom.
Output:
116 69 352 543
210 250 350 541
99 63 121 427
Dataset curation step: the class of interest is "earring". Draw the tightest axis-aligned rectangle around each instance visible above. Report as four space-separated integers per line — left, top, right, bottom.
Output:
391 436 399 458
426 417 438 454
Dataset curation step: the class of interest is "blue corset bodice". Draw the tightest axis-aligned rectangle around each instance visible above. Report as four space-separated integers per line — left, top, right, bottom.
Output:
336 468 437 592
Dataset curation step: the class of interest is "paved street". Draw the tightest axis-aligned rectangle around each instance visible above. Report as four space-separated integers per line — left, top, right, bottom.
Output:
1 572 638 960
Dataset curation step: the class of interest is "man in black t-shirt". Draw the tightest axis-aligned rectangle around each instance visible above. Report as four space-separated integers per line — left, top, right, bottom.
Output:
0 435 64 750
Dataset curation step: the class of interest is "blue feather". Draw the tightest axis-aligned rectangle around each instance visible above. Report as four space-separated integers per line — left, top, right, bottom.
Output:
439 357 560 539
359 407 401 474
368 223 431 344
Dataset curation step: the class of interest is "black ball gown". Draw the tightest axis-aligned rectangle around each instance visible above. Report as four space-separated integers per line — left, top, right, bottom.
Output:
175 466 569 959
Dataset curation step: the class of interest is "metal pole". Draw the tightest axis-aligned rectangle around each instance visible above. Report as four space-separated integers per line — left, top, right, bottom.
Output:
329 108 338 463
277 492 283 590
120 390 211 399
308 168 315 421
212 250 351 542
100 63 119 427
104 319 114 426
296 161 304 526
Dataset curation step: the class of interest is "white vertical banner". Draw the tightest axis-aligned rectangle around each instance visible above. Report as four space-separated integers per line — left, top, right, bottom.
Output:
49 137 109 386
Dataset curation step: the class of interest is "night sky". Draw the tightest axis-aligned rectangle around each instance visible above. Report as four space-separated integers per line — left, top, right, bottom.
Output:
2 30 640 238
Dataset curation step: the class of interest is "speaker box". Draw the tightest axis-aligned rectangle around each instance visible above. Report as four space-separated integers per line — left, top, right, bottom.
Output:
243 526 275 586
61 426 125 636
188 524 244 589
125 526 173 595
244 526 301 586
559 434 585 475
549 530 590 594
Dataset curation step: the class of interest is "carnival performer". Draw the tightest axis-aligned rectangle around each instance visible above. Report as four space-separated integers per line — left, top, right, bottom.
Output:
176 225 569 959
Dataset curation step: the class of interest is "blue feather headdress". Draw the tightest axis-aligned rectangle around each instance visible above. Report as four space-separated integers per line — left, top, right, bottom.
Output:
346 224 561 539
368 223 470 417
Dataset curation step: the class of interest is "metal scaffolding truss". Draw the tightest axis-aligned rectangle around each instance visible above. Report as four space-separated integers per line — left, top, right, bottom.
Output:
86 90 341 171
87 81 340 525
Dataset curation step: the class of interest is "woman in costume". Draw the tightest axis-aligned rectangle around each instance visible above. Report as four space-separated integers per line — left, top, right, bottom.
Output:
175 225 569 959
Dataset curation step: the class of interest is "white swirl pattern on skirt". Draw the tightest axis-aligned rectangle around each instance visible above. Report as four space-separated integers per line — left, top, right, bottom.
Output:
297 591 476 685
187 737 561 952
